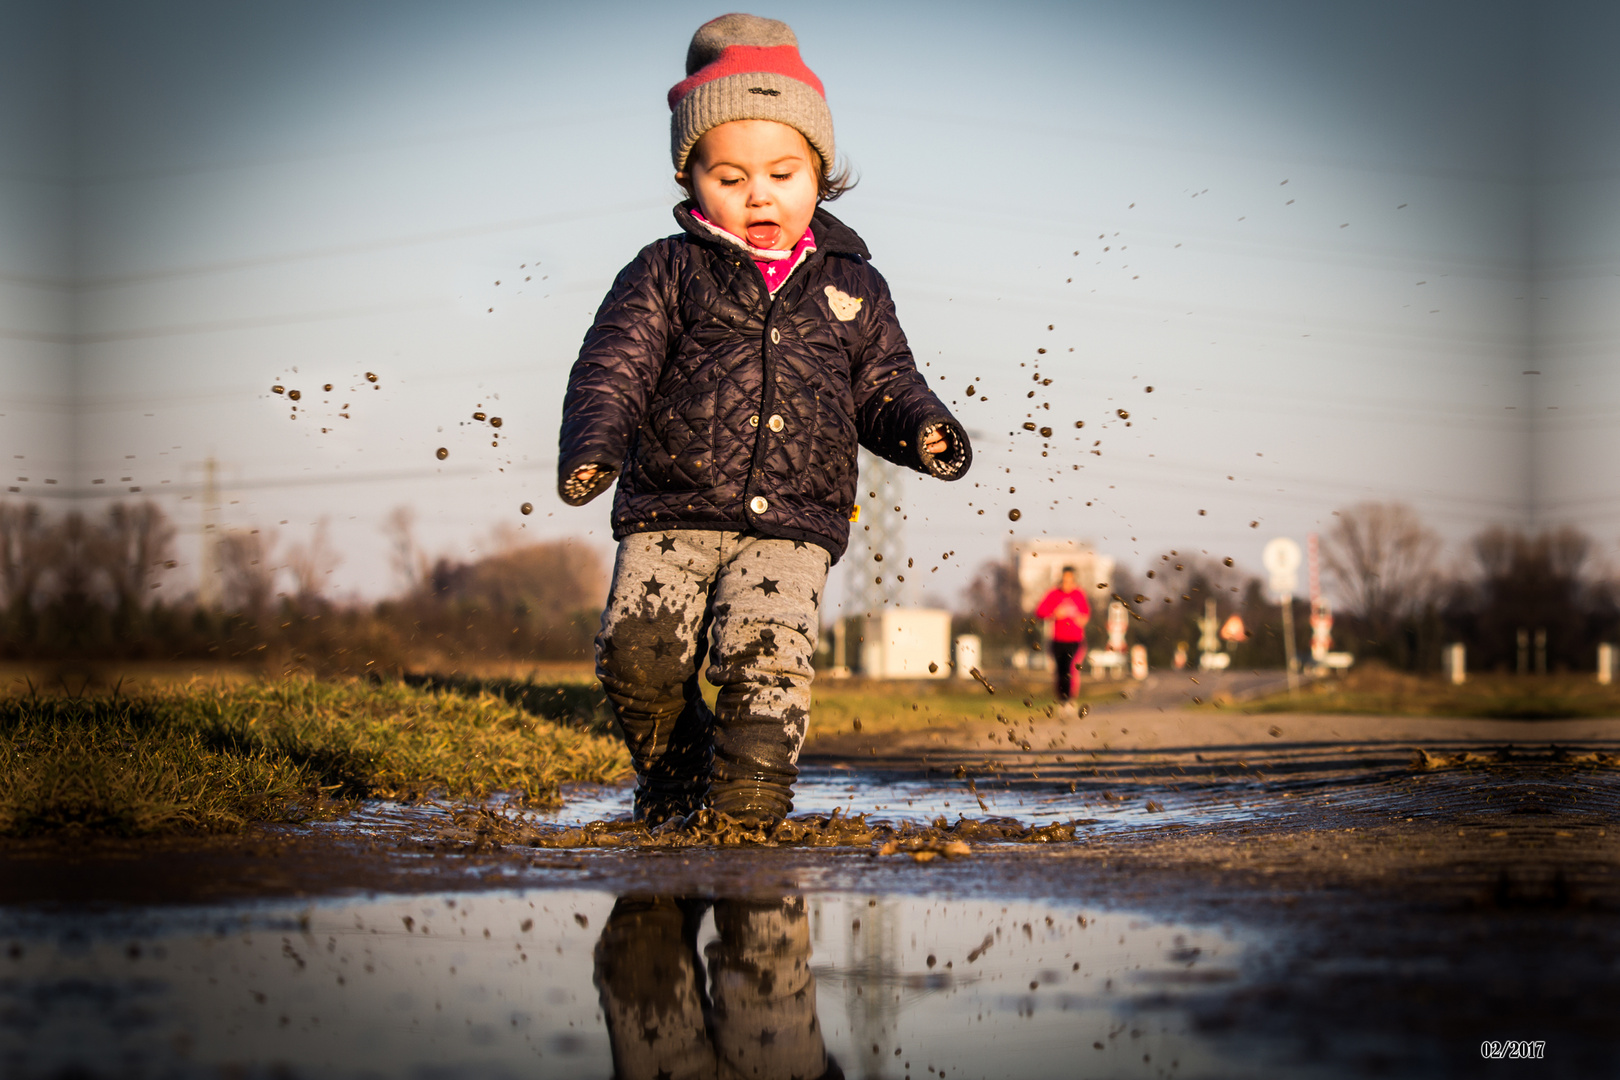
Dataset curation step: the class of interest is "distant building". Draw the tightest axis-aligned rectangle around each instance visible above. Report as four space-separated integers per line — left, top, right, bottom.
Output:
1010 539 1114 616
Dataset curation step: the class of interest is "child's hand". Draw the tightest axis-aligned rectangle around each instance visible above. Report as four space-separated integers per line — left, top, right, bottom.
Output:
917 421 968 478
560 463 616 505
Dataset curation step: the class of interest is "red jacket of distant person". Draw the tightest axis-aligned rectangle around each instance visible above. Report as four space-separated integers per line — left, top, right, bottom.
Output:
1035 587 1091 644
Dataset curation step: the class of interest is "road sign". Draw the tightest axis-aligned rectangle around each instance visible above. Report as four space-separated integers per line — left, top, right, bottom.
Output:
1262 537 1301 599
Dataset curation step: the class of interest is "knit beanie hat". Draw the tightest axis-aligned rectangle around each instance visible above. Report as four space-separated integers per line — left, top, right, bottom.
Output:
668 14 834 174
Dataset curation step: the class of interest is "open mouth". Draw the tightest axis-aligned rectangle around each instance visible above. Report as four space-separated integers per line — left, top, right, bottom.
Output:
746 221 782 248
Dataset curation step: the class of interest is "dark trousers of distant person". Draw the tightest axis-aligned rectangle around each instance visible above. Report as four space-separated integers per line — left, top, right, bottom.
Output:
1051 640 1082 701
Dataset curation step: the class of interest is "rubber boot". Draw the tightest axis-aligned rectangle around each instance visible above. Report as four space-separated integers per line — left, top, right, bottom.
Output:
632 692 714 826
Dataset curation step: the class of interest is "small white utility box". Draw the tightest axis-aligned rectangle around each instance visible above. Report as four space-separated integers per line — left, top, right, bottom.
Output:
860 608 952 679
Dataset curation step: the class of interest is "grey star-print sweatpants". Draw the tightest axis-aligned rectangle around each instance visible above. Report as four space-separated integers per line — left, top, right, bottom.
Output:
595 529 830 821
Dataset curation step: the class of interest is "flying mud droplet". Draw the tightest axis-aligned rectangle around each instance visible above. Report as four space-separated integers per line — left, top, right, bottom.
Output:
1145 386 1154 393
1022 422 1036 431
489 417 502 428
287 389 301 401
969 667 995 693
873 553 883 562
271 385 285 394
1134 595 1148 603
1075 420 1085 429
1224 557 1234 567
473 411 486 421
1116 408 1129 419
965 384 976 396
1039 426 1052 438
520 502 533 515
365 372 378 383
1008 509 1022 521
1198 509 1206 516
928 662 939 673
435 447 448 460
1250 521 1260 528
323 383 333 392
1037 347 1046 354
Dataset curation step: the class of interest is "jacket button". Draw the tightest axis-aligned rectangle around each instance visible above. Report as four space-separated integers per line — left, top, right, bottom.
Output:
770 327 781 345
749 414 759 427
749 496 769 513
767 414 784 432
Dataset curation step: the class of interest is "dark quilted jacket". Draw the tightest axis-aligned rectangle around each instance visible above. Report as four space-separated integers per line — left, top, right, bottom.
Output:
557 202 972 562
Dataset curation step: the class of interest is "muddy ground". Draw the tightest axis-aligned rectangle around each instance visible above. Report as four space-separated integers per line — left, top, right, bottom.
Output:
4 704 1618 1077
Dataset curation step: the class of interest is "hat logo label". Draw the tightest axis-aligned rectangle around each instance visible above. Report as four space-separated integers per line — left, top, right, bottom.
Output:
748 86 781 96
824 286 863 321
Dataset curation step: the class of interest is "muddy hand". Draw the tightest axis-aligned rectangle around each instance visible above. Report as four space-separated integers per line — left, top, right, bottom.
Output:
560 463 616 506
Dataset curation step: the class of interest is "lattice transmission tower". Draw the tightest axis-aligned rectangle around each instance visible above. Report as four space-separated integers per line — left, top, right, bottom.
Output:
848 449 905 616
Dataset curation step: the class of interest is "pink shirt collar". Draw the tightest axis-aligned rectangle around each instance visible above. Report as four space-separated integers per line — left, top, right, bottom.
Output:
689 208 817 295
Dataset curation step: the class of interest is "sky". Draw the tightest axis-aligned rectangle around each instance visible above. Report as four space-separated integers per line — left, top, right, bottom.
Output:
1 0 1612 616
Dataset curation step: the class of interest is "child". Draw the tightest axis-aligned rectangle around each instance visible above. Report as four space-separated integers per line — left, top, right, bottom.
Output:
1035 566 1090 705
558 13 972 829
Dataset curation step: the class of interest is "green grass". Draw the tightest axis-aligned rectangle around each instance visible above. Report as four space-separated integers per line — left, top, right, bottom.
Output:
1241 667 1620 720
804 674 1111 738
0 678 631 837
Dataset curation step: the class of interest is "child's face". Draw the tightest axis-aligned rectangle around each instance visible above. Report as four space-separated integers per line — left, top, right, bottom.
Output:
680 120 818 250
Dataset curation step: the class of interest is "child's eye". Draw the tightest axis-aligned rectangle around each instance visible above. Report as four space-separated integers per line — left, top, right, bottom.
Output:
718 177 742 186
772 172 792 181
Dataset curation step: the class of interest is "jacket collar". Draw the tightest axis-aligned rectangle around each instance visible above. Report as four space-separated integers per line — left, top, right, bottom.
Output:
673 200 870 260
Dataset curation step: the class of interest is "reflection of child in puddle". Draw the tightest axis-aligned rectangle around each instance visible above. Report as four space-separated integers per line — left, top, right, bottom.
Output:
593 895 842 1080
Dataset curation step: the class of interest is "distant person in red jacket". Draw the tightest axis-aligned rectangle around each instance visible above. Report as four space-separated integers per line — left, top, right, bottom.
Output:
1034 567 1091 703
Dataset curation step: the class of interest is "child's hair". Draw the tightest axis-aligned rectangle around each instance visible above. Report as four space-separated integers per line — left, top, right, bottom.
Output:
1061 565 1076 576
809 147 856 202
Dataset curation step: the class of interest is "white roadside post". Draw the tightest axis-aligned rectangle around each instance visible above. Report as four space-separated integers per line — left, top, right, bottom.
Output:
954 635 982 679
1446 643 1466 686
1599 643 1614 686
1263 537 1303 694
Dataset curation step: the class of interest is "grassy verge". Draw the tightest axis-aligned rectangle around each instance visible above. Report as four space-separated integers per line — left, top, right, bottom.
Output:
1241 667 1620 719
0 678 631 837
805 674 1112 739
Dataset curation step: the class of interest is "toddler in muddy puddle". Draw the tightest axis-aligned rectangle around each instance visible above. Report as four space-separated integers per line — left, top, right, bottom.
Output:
558 14 972 831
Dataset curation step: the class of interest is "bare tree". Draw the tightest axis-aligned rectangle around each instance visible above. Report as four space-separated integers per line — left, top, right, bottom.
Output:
284 518 341 602
0 502 53 616
218 528 280 618
428 539 607 616
93 502 177 613
1322 502 1441 634
382 505 427 594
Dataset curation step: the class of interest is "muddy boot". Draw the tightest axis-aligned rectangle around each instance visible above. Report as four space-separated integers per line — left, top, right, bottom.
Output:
633 693 715 826
705 780 791 831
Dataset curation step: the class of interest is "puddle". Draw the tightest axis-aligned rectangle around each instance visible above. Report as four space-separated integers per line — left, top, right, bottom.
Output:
0 888 1257 1079
321 766 1263 847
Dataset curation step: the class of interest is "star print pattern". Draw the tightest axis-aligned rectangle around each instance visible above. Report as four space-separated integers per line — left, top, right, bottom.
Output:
596 531 832 818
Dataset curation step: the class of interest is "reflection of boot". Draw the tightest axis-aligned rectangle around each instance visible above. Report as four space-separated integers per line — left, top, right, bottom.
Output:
634 693 715 826
707 897 836 1080
593 896 716 1080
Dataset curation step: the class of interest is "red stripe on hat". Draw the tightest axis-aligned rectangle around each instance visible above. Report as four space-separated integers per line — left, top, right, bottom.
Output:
667 44 825 110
